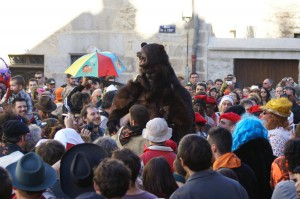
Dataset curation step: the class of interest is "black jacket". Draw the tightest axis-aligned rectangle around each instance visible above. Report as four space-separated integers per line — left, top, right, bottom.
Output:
234 138 275 199
232 163 258 199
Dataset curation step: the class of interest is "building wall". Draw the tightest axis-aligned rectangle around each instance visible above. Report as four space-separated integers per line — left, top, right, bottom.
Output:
207 38 300 83
0 0 194 86
1 0 300 86
197 0 300 38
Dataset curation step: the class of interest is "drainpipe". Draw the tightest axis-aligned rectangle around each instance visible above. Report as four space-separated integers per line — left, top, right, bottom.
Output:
191 3 199 74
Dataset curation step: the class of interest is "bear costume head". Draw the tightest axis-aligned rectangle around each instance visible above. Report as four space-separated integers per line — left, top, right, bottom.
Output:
136 43 180 92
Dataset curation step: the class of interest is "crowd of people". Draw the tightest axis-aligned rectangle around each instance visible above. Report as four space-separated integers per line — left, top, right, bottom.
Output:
0 68 300 199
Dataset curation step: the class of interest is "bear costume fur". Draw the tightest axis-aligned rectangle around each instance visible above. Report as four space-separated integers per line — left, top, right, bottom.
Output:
107 43 194 142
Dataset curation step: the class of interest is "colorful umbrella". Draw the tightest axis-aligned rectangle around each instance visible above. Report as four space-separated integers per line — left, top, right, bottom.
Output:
64 51 126 78
0 58 9 73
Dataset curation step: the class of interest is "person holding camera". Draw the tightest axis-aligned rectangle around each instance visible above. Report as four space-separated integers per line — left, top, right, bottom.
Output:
277 77 297 89
219 74 238 96
81 104 104 142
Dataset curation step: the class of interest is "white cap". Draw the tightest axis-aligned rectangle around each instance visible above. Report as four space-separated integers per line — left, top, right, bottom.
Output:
54 128 84 150
220 95 234 106
106 85 118 92
250 85 260 91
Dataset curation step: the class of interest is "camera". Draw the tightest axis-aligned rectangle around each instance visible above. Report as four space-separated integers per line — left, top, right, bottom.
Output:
226 81 232 85
85 123 94 132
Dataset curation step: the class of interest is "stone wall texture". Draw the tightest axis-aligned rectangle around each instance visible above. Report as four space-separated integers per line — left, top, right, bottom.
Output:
1 0 300 85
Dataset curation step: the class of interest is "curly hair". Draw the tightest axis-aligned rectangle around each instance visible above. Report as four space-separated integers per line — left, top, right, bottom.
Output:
93 159 130 198
232 116 268 151
284 139 300 172
265 112 289 130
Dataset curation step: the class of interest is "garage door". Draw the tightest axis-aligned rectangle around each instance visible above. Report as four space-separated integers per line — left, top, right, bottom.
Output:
234 59 299 88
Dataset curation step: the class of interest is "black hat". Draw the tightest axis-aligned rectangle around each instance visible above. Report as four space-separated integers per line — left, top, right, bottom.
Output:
46 78 56 85
6 152 57 191
60 143 108 198
2 120 29 140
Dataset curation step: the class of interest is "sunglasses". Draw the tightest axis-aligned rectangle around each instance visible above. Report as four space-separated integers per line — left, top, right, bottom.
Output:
35 77 42 79
262 110 270 115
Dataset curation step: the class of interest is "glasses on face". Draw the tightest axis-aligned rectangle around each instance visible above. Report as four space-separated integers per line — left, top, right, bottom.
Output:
35 77 42 79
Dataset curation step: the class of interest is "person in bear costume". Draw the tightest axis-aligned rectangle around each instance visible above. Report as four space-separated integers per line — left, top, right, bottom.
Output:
107 43 194 142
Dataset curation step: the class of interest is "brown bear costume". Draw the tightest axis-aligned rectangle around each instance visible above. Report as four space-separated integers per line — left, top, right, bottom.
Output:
107 43 194 142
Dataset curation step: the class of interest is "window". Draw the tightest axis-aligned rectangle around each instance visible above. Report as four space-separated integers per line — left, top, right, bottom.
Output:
294 33 300 38
9 55 44 65
70 54 85 64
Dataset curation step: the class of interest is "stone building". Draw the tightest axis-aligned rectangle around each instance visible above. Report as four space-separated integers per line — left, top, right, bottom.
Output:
0 0 300 87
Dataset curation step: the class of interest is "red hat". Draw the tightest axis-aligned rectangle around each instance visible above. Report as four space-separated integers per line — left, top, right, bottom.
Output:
219 112 241 123
248 105 262 114
195 112 207 124
194 95 207 101
206 96 216 104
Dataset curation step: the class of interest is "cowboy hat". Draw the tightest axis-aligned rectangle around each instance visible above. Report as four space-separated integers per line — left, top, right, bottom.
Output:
35 95 57 112
6 152 57 191
260 97 292 118
60 143 108 198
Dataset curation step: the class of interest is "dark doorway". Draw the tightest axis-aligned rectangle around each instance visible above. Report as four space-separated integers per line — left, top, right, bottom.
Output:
234 59 299 88
10 67 44 87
